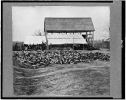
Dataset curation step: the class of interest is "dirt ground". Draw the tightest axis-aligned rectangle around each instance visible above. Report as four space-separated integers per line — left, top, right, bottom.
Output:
14 60 110 96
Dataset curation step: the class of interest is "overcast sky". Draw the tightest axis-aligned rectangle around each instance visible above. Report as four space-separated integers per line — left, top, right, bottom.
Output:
12 6 110 42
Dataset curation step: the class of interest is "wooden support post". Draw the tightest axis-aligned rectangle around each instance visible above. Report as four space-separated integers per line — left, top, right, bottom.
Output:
88 32 89 44
86 32 87 43
92 31 94 47
89 32 92 43
87 32 89 44
88 32 89 43
73 32 74 50
45 31 49 50
90 31 91 44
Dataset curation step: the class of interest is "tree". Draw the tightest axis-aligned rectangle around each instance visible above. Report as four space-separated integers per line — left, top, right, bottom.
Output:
102 19 110 41
41 42 46 51
103 20 110 33
32 30 45 36
102 34 110 41
32 30 48 50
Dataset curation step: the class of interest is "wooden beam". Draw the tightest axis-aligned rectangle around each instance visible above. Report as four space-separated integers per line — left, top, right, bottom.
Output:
92 31 94 47
86 32 88 43
45 31 49 50
90 32 92 44
80 31 84 50
73 32 74 50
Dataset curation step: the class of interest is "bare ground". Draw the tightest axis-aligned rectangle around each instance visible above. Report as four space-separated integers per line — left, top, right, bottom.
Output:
14 60 110 96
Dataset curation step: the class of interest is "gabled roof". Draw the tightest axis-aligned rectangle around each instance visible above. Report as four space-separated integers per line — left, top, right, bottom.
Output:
44 17 95 32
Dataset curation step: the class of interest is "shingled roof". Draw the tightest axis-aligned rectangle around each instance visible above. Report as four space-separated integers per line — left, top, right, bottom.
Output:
44 18 95 32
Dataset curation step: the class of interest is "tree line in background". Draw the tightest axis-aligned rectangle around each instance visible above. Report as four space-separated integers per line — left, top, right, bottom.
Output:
93 39 110 50
13 39 110 51
13 42 47 51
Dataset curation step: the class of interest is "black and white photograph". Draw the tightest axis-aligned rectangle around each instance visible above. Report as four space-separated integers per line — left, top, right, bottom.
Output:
12 6 110 96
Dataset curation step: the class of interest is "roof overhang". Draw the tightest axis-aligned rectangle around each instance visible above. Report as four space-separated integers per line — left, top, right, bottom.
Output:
48 39 87 45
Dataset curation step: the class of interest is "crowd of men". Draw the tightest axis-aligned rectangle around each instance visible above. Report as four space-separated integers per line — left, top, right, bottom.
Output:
13 50 110 69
